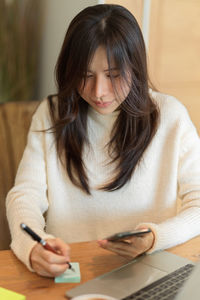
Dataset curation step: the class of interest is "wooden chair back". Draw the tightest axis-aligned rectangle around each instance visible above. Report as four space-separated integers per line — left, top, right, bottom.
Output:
0 100 39 249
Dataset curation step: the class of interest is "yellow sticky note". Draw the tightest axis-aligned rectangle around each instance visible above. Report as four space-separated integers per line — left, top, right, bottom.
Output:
0 287 26 300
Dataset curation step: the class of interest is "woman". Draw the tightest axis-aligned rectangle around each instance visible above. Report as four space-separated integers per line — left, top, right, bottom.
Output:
6 4 200 278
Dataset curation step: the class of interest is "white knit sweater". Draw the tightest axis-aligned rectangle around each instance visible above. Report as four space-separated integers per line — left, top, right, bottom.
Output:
6 90 200 270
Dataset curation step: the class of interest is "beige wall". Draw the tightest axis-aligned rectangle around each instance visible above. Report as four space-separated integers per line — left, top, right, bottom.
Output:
148 0 200 134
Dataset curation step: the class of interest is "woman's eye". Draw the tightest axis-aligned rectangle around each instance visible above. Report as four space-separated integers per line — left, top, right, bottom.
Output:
86 74 93 78
106 73 120 78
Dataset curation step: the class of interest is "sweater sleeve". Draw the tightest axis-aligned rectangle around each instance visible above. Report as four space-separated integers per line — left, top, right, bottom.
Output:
6 99 55 271
138 103 200 253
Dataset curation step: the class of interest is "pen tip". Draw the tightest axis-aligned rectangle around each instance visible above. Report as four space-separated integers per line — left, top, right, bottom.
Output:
20 223 26 229
68 262 75 272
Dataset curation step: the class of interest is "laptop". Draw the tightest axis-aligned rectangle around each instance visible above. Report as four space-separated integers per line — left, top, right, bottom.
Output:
66 250 198 299
174 258 200 300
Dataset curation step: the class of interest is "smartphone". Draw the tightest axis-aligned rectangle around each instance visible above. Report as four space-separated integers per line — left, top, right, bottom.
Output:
105 228 152 242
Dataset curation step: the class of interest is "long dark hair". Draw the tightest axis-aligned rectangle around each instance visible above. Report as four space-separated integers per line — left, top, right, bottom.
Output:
48 4 159 195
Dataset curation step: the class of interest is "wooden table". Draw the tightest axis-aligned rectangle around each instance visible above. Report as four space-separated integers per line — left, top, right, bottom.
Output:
1 237 200 300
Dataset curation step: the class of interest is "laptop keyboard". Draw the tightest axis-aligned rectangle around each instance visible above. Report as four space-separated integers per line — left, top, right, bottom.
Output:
122 263 194 300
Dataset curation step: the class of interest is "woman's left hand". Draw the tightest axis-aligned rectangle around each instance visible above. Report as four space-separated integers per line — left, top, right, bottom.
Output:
98 229 155 259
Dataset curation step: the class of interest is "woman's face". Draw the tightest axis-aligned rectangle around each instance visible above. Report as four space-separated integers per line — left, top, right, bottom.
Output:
78 46 131 115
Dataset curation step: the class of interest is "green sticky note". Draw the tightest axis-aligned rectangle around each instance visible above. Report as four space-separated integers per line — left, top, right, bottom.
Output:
0 287 26 300
55 262 81 283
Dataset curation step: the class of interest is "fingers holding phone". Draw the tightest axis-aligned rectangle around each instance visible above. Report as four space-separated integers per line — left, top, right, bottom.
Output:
105 228 152 242
98 228 155 259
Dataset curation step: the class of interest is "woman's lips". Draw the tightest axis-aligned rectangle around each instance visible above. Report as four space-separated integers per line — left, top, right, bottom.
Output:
94 101 113 108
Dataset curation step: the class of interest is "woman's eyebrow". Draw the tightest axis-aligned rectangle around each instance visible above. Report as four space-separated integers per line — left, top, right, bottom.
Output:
87 67 119 72
104 67 119 72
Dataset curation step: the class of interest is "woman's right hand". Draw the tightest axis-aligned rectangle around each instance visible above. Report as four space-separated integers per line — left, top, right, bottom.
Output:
30 238 71 277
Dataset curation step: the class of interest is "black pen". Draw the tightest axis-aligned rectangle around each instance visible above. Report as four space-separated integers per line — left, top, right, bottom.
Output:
20 223 74 272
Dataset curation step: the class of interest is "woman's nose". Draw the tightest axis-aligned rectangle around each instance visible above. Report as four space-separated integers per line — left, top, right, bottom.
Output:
94 76 108 98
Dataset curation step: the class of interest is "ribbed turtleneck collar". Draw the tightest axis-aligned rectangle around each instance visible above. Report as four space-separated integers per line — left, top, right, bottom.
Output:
88 106 120 128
